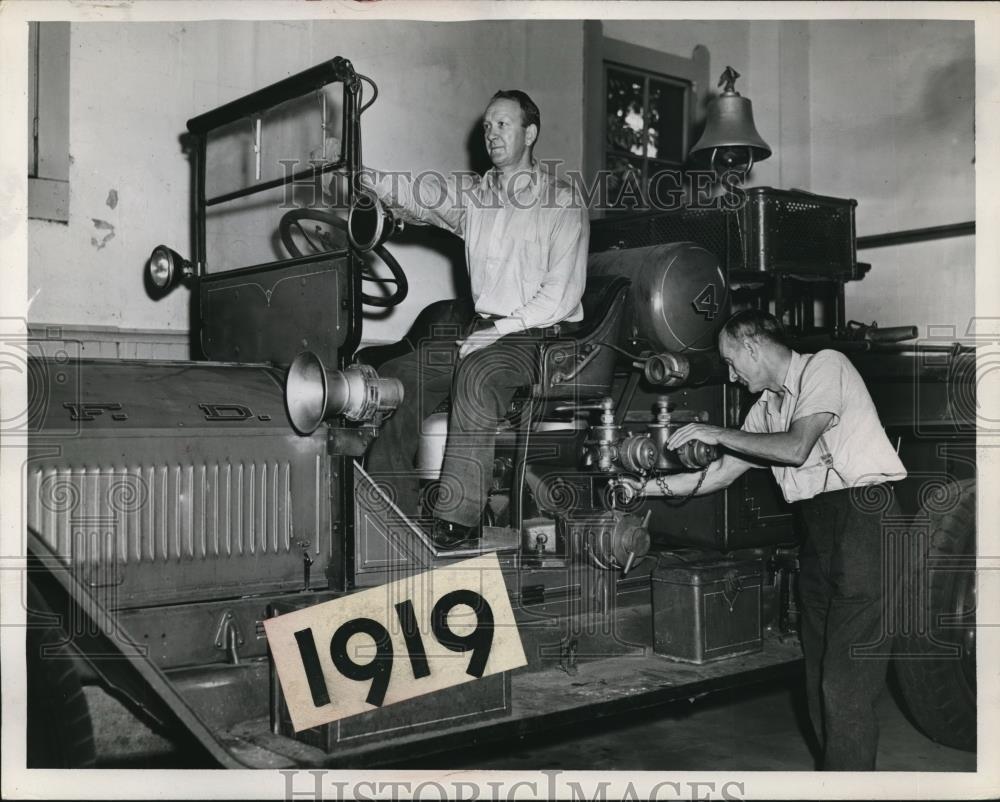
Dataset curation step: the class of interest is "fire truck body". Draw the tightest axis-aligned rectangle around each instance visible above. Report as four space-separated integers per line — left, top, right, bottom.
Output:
24 57 976 768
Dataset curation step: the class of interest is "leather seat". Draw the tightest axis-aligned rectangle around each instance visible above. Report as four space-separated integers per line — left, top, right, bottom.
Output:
533 274 631 403
358 275 631 409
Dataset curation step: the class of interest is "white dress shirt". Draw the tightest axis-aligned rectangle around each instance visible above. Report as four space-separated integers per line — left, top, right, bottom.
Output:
369 163 588 335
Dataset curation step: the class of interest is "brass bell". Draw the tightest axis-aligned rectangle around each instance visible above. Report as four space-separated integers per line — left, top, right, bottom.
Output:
690 66 771 173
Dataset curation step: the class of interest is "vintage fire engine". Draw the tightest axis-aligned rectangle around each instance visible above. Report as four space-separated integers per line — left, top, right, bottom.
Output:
25 58 976 767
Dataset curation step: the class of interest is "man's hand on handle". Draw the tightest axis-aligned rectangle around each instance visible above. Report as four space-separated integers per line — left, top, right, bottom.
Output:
667 423 727 451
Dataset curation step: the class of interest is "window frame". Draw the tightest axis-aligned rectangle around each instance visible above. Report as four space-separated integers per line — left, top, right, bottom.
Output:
603 60 692 206
583 25 709 217
28 21 71 223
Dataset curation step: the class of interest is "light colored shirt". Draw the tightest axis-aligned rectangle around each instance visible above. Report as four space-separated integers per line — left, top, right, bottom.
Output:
741 349 907 503
370 164 588 335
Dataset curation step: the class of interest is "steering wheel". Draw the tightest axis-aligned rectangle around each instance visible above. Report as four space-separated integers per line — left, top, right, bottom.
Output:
278 208 408 308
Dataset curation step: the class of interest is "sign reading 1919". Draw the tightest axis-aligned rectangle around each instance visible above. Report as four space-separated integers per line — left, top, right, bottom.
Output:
263 552 526 731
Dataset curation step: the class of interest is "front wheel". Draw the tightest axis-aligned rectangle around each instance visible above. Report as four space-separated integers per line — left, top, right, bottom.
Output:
26 583 97 767
893 479 976 752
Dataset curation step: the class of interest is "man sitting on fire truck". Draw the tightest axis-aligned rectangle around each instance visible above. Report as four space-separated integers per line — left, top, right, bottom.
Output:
361 89 589 550
637 308 906 771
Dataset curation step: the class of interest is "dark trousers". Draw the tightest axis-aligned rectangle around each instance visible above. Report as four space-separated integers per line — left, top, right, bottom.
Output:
366 319 543 527
796 485 901 770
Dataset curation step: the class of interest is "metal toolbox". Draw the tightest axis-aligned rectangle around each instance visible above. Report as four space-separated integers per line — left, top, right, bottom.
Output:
650 557 763 664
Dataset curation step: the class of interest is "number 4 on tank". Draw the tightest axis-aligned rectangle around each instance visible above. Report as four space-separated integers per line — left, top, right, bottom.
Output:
692 284 720 320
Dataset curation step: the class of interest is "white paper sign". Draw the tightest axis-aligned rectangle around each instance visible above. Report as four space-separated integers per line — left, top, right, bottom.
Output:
263 552 526 732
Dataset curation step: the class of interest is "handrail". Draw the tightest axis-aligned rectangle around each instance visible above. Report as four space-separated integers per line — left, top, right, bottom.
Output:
856 221 975 250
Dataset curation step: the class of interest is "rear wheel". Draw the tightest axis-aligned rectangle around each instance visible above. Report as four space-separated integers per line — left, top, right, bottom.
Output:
26 583 97 767
894 479 976 751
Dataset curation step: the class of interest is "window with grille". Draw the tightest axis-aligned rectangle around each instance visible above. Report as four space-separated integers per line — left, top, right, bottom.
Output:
604 62 691 211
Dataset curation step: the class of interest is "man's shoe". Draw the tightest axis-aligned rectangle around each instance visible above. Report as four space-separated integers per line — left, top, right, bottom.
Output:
431 518 480 551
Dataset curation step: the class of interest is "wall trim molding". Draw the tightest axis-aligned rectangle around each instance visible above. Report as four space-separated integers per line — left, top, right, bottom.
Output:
26 323 397 360
27 323 192 360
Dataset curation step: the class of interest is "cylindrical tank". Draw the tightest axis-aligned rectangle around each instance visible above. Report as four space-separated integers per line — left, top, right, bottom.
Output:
588 242 728 353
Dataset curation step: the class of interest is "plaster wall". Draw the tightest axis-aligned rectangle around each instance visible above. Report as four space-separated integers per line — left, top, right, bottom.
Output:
808 19 975 333
27 20 585 345
600 18 976 333
28 19 975 343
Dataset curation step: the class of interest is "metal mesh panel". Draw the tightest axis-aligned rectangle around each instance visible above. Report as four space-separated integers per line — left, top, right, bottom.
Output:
751 195 854 273
590 209 738 267
590 189 856 277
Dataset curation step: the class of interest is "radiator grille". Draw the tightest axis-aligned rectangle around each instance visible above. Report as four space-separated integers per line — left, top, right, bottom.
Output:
28 460 294 566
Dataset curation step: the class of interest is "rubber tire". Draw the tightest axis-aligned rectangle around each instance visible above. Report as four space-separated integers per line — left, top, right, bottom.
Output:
894 479 976 752
26 584 97 767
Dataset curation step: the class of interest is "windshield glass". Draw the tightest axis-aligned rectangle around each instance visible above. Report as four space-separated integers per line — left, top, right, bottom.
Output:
204 85 347 272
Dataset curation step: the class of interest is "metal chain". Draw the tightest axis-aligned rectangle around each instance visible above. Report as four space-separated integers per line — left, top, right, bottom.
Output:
654 467 709 506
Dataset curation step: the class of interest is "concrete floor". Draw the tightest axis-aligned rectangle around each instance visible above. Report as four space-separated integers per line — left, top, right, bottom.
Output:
392 676 976 772
91 671 975 772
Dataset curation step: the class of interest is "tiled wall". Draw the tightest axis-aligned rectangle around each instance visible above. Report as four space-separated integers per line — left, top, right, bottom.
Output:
28 324 191 361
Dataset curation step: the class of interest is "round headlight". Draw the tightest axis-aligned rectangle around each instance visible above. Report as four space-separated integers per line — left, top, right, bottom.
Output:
149 245 176 289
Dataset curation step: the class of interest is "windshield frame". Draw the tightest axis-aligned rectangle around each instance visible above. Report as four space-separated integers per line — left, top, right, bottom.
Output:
185 56 363 277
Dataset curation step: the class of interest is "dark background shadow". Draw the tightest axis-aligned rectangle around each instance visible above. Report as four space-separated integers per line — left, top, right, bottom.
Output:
465 111 492 176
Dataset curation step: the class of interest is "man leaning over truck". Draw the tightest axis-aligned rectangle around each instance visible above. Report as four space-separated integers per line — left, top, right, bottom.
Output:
637 308 906 771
